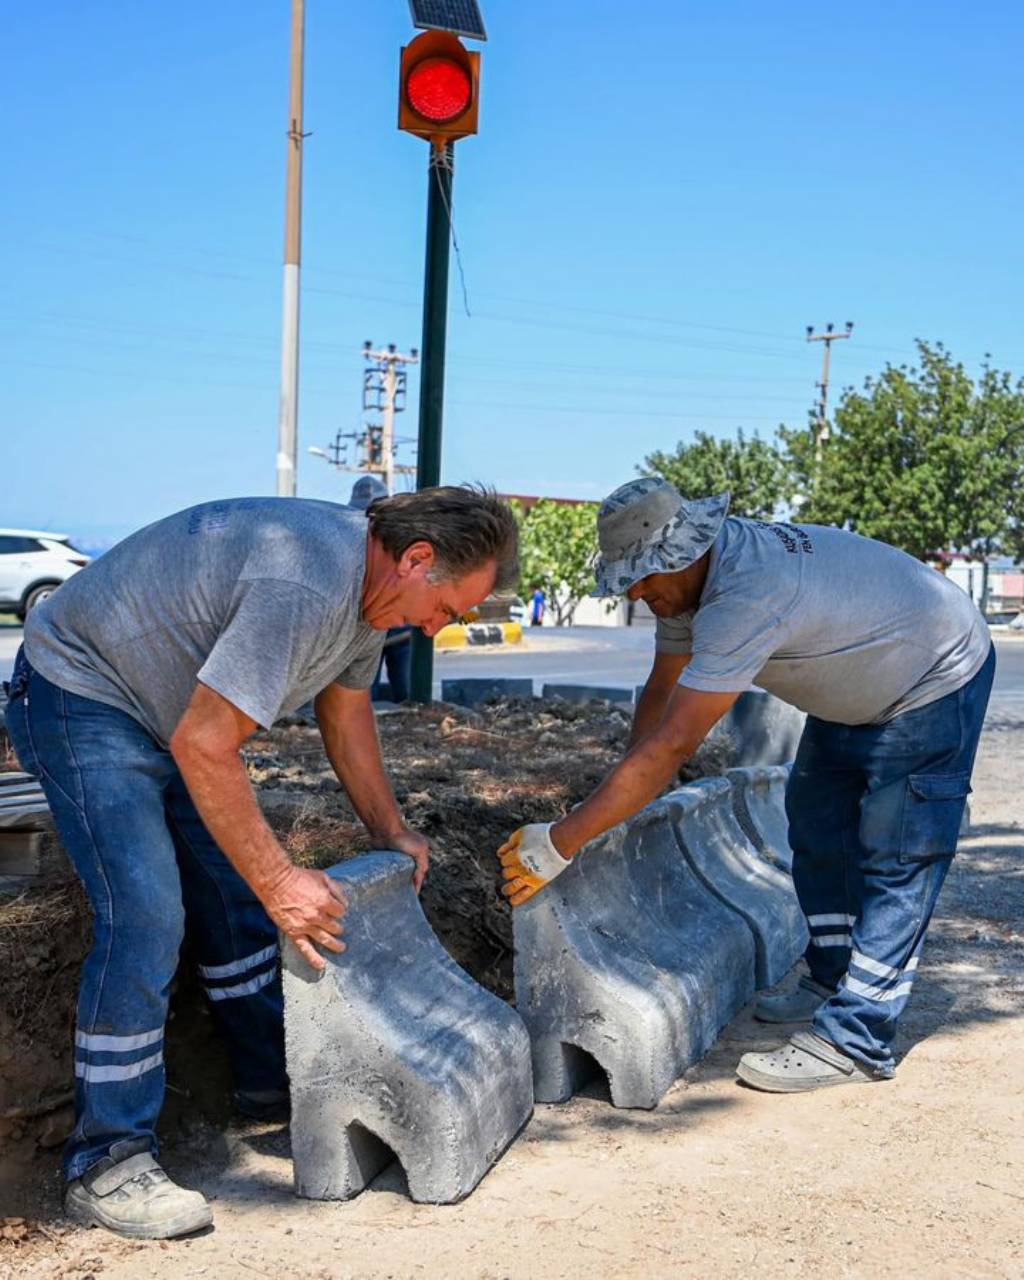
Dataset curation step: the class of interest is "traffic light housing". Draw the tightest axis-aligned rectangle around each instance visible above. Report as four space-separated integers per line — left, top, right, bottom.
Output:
399 30 480 145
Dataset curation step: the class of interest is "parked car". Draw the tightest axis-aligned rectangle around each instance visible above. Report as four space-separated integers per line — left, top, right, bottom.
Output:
0 529 91 620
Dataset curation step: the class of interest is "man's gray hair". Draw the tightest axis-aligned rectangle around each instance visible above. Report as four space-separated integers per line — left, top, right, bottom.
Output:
366 484 520 592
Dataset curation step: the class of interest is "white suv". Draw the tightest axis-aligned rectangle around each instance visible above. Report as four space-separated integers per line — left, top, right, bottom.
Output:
0 529 91 620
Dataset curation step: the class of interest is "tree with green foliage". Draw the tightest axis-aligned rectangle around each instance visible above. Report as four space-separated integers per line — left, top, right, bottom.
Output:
641 428 790 519
781 341 1024 564
516 499 599 626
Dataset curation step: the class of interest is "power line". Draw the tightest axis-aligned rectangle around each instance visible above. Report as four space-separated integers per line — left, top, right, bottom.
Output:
20 236 916 358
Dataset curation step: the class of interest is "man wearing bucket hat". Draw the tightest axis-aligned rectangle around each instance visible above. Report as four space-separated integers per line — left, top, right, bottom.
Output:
498 477 993 1094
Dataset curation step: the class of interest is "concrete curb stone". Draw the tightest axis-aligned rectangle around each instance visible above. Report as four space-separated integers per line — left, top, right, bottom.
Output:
665 778 808 989
513 804 756 1109
711 691 805 766
541 683 633 706
440 678 534 707
283 851 533 1204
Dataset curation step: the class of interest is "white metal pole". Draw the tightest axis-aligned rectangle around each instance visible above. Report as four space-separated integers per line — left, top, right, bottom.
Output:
276 0 305 497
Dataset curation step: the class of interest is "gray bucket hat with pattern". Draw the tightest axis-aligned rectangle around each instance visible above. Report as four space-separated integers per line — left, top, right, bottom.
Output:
591 478 730 597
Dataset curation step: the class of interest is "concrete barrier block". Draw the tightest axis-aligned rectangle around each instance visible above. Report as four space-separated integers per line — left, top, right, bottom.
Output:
713 691 806 766
283 852 533 1204
666 778 807 989
633 688 804 766
541 683 633 706
726 765 794 873
440 678 534 707
514 806 755 1109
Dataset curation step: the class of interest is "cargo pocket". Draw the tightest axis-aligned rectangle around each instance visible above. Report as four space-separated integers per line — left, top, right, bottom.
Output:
899 773 971 863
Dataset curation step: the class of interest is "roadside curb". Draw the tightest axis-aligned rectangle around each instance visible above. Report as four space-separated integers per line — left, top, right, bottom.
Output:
435 621 523 650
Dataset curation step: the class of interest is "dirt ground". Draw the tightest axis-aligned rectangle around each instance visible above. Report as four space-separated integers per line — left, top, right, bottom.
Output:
1 696 1022 1279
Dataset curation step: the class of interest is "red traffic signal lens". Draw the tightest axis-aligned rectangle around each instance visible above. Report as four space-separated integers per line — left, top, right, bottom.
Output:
406 56 472 123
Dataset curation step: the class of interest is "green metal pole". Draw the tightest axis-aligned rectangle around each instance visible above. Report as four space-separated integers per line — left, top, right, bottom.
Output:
410 141 454 704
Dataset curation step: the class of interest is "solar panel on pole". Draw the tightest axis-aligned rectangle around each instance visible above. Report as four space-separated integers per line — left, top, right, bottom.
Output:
408 0 487 41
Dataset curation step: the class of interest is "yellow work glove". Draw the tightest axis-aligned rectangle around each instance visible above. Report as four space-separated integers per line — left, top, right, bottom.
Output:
498 823 571 907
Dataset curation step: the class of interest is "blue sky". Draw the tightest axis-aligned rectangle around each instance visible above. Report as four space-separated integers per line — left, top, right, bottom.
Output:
6 1 1022 545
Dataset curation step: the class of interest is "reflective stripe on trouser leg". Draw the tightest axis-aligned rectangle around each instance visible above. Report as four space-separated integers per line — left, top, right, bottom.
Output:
813 854 951 1075
164 775 286 1093
814 650 993 1073
786 724 865 990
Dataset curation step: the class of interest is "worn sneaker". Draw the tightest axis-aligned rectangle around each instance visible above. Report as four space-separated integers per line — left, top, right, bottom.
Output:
753 975 835 1024
736 1030 881 1093
65 1141 212 1240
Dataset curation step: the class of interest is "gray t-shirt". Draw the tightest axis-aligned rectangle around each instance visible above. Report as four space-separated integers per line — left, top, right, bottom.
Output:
655 517 990 725
25 498 385 745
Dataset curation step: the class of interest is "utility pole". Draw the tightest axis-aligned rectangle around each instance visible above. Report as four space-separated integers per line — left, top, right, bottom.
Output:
276 0 307 497
806 321 854 471
307 342 419 494
363 342 420 494
409 142 455 702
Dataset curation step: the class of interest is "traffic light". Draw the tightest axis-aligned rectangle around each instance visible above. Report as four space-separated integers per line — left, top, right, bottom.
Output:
399 30 480 145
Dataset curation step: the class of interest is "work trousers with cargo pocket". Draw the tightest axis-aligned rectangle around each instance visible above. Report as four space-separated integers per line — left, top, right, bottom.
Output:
785 643 995 1075
3 648 286 1181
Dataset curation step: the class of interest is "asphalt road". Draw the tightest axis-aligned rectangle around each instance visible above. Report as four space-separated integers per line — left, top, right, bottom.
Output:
436 624 1024 713
3 622 1023 712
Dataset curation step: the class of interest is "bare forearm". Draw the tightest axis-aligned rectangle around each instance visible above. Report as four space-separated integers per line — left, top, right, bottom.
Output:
173 744 291 897
629 684 671 748
628 654 691 749
319 702 404 838
552 731 689 857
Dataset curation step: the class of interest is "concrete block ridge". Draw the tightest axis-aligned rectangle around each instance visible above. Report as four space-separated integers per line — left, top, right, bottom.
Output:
713 691 806 766
726 765 795 873
283 852 533 1204
514 807 756 1109
665 778 808 989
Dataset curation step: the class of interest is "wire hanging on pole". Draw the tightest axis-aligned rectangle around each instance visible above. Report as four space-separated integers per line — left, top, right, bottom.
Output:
431 144 471 318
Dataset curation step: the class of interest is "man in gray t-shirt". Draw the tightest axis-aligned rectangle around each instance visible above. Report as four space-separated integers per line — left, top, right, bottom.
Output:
498 478 993 1098
5 486 518 1239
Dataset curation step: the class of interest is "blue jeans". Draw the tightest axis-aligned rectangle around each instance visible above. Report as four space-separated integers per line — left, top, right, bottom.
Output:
4 649 286 1180
786 645 995 1075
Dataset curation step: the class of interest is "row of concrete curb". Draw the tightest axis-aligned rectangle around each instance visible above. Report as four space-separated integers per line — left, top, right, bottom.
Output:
441 677 533 707
283 765 804 1203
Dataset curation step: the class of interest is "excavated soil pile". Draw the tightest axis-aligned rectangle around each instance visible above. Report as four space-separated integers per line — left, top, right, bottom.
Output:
0 696 732 1172
256 697 732 998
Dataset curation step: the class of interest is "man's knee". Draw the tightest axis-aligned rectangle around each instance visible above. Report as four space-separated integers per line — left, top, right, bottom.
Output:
94 898 186 979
